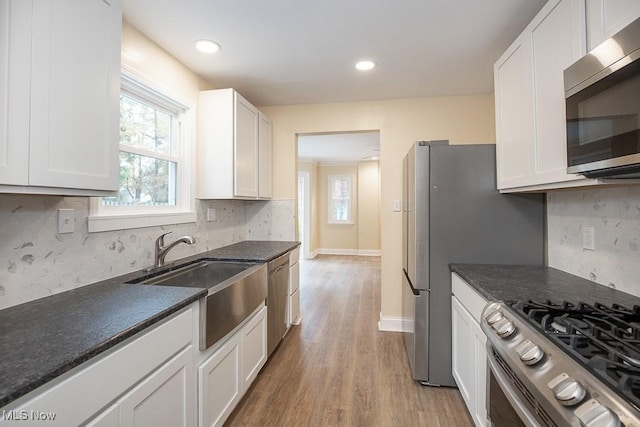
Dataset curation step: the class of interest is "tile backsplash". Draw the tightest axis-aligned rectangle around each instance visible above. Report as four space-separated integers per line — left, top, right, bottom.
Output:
547 185 640 297
0 195 295 310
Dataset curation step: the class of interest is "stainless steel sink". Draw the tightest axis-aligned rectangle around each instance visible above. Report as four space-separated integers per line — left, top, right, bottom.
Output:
132 260 267 350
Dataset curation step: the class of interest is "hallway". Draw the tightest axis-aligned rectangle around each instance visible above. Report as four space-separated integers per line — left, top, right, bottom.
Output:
226 255 472 426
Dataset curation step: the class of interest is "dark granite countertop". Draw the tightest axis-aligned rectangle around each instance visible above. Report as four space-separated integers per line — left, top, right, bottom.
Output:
0 283 205 408
0 240 299 408
99 240 301 286
450 264 640 307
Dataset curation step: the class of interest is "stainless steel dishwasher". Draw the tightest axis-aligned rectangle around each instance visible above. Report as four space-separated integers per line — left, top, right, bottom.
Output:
267 253 290 356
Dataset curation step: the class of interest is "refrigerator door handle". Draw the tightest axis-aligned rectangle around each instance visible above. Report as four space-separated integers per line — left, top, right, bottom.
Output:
404 270 427 296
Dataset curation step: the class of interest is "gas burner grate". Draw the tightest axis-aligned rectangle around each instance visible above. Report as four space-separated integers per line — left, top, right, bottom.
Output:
509 300 640 411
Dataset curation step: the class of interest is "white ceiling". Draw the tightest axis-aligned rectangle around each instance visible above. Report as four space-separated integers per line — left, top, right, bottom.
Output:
122 0 547 107
298 132 380 163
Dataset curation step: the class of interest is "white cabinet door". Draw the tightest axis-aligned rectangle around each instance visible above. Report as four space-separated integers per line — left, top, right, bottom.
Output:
587 0 640 50
85 404 119 427
452 273 488 427
28 0 120 191
289 288 300 326
241 306 267 388
119 346 195 427
289 260 300 295
531 0 586 185
258 112 272 199
452 296 476 420
198 333 242 427
494 32 534 190
0 0 30 185
234 93 258 198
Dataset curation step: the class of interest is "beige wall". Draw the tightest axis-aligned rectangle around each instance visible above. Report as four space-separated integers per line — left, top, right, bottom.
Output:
357 161 380 251
262 95 495 318
122 21 213 100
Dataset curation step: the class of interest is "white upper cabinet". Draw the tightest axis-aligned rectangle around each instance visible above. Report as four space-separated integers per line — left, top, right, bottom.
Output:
258 112 273 199
0 0 121 195
0 1 30 185
495 32 534 189
234 94 259 198
530 0 587 185
495 0 595 192
586 0 640 51
198 88 272 200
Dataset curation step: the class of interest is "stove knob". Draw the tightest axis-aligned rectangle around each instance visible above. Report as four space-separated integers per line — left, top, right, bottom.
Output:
574 399 620 427
547 373 586 406
485 310 503 325
515 339 544 365
493 318 517 338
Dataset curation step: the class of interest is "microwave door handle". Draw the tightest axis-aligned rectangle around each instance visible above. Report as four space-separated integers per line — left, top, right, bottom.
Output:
487 350 542 427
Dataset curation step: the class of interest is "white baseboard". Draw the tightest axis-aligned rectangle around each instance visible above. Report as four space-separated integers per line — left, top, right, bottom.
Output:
316 248 381 256
378 312 411 332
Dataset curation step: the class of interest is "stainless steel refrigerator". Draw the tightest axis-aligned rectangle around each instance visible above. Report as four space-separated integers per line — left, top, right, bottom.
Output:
402 141 544 386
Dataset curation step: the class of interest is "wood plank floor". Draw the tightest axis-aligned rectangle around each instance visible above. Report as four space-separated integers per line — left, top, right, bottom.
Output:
225 255 473 426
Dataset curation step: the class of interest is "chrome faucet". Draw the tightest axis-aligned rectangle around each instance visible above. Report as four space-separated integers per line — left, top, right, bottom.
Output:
154 232 196 268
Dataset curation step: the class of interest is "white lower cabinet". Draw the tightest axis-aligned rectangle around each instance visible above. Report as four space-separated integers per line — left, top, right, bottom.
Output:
198 333 242 427
198 305 267 427
288 247 301 325
88 346 195 427
2 305 197 427
451 273 488 427
241 305 268 388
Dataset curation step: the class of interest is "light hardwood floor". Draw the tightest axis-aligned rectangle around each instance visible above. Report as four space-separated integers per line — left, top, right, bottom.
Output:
225 255 473 426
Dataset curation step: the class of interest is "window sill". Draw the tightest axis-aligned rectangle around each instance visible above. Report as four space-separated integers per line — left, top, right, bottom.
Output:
88 211 197 233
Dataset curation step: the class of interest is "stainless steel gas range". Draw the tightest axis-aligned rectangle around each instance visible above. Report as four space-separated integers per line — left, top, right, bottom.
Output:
482 300 640 427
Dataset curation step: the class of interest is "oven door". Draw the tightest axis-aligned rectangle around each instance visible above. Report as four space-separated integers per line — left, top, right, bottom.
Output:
486 346 544 427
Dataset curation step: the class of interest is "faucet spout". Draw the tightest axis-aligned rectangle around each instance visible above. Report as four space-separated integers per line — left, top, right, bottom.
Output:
154 232 196 268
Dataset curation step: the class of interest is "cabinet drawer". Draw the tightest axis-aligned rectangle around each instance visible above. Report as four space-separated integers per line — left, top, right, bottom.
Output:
289 247 300 265
451 273 487 323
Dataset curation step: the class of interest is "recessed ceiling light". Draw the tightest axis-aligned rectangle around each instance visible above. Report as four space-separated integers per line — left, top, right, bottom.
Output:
355 60 376 71
194 39 221 54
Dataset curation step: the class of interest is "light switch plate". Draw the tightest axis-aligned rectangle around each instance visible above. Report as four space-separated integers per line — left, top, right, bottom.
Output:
58 209 75 234
392 200 401 212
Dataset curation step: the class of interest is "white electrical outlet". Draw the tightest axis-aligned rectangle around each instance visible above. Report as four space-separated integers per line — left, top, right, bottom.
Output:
58 209 75 234
582 226 595 251
207 208 216 222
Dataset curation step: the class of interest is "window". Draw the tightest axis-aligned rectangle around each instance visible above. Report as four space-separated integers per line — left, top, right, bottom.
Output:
327 175 354 224
88 71 196 232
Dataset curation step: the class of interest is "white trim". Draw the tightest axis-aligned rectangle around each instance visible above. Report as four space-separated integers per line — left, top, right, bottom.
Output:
88 68 197 232
88 211 197 233
316 248 381 256
309 249 319 259
298 171 311 260
378 312 411 332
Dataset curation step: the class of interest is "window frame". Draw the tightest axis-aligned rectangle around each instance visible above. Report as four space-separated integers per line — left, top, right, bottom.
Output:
88 69 196 232
327 174 355 225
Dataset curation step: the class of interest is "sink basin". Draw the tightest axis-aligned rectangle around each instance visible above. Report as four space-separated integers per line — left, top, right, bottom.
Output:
131 260 268 350
134 260 255 290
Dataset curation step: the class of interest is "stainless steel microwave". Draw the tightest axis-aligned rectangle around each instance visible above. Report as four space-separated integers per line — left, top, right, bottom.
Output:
564 17 640 179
